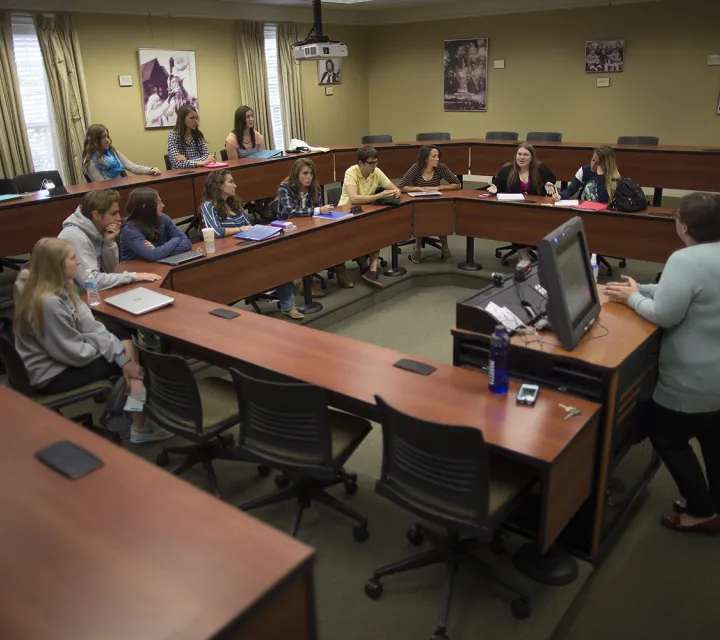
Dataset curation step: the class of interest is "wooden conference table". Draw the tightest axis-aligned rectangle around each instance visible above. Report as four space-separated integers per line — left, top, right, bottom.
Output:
1 136 716 258
0 386 316 640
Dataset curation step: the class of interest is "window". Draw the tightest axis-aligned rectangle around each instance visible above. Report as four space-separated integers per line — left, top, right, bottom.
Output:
263 24 285 151
11 14 63 178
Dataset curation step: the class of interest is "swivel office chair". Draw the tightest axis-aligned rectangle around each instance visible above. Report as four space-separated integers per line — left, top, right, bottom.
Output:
163 154 172 170
416 132 451 141
0 179 18 195
14 170 64 193
485 131 519 141
220 149 229 161
526 132 563 142
362 135 393 144
617 136 660 146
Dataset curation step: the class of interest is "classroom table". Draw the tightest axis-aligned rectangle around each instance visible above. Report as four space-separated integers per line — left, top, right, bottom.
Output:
0 386 317 640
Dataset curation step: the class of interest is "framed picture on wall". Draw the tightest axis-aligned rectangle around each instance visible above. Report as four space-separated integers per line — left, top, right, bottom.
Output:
444 38 488 112
585 40 625 73
138 49 198 128
318 59 342 85
717 87 720 115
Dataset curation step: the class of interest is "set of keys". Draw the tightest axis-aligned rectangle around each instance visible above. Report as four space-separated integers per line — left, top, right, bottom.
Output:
559 403 582 420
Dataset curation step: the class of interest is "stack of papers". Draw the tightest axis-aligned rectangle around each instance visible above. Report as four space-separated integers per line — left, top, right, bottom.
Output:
496 193 525 201
485 301 524 331
554 199 579 207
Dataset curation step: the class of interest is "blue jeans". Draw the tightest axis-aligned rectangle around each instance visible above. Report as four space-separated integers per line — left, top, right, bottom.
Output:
274 282 297 311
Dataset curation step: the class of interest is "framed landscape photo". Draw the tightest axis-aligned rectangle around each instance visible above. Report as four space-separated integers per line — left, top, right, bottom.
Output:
585 40 625 73
318 58 342 85
444 38 488 112
139 49 198 128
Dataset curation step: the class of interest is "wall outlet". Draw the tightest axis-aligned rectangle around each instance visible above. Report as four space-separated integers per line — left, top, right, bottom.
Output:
596 77 610 87
118 75 133 87
707 54 720 66
493 59 505 69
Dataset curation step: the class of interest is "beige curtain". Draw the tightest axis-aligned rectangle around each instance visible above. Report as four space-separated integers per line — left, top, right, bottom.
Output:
0 13 34 179
236 20 275 150
276 23 306 144
34 13 91 185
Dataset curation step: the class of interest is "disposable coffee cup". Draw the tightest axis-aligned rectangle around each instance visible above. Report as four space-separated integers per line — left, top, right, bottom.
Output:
201 228 216 254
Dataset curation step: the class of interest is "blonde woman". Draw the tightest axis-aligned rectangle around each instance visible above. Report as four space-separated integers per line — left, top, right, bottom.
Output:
13 238 172 444
82 124 160 182
554 145 620 203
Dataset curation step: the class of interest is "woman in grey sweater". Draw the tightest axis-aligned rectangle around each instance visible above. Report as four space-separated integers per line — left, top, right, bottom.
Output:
606 192 720 534
82 124 161 182
14 238 171 444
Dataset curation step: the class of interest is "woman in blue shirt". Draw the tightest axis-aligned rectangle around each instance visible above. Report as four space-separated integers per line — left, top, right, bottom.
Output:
82 124 161 182
120 188 192 262
200 170 303 319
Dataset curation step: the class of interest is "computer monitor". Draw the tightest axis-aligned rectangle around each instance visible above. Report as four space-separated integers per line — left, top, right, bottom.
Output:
537 216 601 351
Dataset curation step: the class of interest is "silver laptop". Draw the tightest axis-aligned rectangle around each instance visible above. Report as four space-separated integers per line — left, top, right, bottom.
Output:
407 190 442 197
104 287 175 316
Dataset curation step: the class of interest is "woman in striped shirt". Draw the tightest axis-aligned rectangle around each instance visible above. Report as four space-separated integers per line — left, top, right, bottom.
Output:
167 105 216 169
399 145 461 263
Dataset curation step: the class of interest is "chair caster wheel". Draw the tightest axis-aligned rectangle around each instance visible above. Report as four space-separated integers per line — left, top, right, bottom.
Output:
156 451 170 467
511 598 531 620
364 578 383 599
257 465 271 477
344 479 359 495
320 282 328 290
501 259 509 266
490 533 506 556
406 525 424 546
431 633 449 640
494 250 502 259
619 260 627 268
275 475 290 489
353 524 370 542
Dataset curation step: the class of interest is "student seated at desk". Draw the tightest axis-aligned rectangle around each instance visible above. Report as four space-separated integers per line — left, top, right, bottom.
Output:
399 145 461 263
225 106 265 160
119 188 192 262
605 192 720 535
553 145 619 203
167 105 216 169
58 189 161 291
338 146 402 289
200 170 303 320
487 143 557 262
13 238 173 443
82 124 160 182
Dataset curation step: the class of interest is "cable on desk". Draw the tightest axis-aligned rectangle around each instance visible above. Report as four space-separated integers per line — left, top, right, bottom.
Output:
581 320 610 343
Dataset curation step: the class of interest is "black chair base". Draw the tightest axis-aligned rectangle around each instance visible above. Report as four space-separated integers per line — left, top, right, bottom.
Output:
239 470 368 540
398 236 444 253
512 542 578 586
495 245 537 266
245 294 281 314
365 525 530 638
0 257 25 272
597 255 627 277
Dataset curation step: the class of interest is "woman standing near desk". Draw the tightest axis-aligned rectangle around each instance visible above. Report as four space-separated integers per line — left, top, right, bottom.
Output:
201 170 303 320
399 145 461 263
225 106 265 160
606 192 720 534
82 125 161 182
167 105 215 169
119 188 192 262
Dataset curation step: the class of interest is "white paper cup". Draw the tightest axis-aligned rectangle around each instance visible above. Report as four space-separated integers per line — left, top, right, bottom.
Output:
201 228 216 254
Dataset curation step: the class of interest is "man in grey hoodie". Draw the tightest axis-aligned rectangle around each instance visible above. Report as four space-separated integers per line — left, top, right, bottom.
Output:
58 189 161 291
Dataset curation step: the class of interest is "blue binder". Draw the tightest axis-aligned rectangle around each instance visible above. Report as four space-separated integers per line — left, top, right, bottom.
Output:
233 225 283 242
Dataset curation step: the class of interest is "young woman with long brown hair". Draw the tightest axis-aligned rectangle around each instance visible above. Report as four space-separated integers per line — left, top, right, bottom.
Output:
82 124 160 182
225 106 265 160
554 145 620 203
167 105 215 169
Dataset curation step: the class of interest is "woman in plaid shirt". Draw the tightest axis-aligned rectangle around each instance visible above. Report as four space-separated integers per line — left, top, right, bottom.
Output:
167 105 216 169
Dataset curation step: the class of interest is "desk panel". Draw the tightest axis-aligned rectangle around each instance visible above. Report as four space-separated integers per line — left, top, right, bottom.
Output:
170 208 413 303
413 200 455 236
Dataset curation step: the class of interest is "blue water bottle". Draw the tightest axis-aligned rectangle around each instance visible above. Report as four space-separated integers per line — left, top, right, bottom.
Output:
488 324 510 394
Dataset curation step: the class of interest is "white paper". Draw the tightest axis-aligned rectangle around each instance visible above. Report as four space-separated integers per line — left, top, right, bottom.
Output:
496 193 525 201
485 301 525 331
554 199 579 207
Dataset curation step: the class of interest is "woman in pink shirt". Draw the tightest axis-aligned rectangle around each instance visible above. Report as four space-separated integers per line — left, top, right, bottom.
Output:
225 106 265 160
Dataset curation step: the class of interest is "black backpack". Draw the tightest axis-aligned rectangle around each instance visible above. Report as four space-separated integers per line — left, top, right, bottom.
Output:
609 178 648 212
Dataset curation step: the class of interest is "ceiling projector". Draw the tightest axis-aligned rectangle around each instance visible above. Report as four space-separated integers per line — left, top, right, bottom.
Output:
292 41 348 61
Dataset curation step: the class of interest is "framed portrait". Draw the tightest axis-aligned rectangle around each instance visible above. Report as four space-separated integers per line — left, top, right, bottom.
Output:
717 87 720 115
444 38 488 112
585 40 625 73
138 49 198 129
318 58 342 85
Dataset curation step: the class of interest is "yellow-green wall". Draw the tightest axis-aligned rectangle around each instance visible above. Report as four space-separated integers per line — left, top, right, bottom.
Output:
367 0 720 146
74 15 369 168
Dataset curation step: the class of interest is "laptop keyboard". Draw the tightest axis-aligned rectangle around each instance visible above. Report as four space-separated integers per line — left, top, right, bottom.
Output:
157 249 206 266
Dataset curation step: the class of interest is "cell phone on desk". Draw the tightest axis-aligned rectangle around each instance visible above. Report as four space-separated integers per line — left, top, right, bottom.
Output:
516 384 539 406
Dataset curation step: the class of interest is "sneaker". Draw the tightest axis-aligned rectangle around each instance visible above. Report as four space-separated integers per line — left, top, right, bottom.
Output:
282 306 305 320
441 248 453 263
299 280 326 298
361 270 385 288
138 331 161 350
409 248 421 264
130 425 175 444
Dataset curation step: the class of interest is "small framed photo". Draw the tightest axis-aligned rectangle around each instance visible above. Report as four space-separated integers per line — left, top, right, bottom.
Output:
318 58 342 85
585 40 625 73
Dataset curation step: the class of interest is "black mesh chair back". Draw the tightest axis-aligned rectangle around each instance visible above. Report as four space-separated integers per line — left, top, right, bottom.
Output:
163 154 172 170
220 149 229 161
0 179 18 195
362 135 393 144
136 343 205 434
14 171 64 193
374 396 492 537
617 136 659 146
416 132 451 141
485 131 519 141
526 132 562 142
230 369 333 467
0 336 37 397
325 185 342 205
